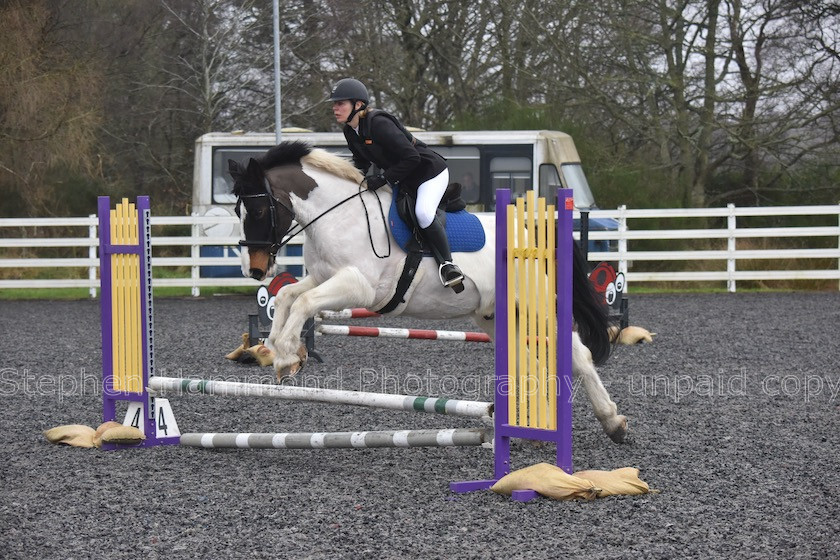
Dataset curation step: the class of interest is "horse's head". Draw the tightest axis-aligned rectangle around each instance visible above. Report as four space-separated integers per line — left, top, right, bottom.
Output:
228 157 292 280
228 141 322 281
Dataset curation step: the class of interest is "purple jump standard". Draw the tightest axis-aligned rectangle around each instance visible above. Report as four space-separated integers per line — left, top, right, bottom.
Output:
98 196 178 448
450 188 574 502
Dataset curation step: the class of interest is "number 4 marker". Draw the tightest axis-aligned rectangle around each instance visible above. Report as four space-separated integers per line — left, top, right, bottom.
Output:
123 398 181 438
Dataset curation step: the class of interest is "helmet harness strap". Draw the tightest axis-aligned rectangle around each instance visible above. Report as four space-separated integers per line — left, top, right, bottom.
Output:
346 100 367 125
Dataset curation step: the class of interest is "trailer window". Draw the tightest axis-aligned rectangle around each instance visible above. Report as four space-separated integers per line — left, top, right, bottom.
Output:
560 163 596 209
435 147 480 203
490 157 531 200
212 148 267 204
539 164 563 205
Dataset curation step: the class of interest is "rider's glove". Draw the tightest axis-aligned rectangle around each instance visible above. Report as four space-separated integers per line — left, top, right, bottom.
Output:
366 174 388 191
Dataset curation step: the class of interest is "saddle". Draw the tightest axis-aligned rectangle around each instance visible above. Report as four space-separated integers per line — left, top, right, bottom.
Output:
376 183 485 314
389 183 485 254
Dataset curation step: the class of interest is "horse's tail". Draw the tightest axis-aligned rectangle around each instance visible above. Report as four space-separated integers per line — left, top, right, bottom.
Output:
571 242 612 365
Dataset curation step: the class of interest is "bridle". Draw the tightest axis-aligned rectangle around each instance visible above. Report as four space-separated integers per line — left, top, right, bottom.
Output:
235 175 373 258
235 177 296 256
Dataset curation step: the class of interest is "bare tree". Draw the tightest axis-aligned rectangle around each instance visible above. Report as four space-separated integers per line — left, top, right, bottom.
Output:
156 0 271 133
515 0 840 206
317 0 500 130
3 0 837 217
714 0 840 203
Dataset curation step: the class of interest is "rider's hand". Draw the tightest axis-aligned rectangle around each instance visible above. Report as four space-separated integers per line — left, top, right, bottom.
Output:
365 174 388 191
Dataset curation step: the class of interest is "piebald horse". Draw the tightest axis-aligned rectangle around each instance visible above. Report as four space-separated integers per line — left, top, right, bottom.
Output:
229 141 627 443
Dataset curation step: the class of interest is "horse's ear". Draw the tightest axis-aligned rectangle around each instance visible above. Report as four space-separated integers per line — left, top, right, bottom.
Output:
228 159 242 178
246 158 263 181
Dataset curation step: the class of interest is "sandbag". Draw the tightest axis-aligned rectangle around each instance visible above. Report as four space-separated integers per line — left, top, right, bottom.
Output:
225 333 250 360
609 325 656 344
99 424 145 445
245 343 275 367
573 467 650 497
93 421 124 448
43 424 96 448
491 463 600 501
491 463 653 500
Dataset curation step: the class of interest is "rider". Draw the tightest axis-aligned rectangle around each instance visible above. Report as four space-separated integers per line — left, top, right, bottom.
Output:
329 78 465 291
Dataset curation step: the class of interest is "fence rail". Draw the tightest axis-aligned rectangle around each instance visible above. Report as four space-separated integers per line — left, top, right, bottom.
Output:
1 204 838 295
0 214 303 297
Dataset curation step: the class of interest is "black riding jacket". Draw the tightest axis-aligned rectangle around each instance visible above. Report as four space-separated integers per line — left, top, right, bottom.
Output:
343 109 446 191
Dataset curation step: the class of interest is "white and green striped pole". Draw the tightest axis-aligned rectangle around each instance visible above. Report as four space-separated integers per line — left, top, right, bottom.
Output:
181 428 488 449
148 377 492 420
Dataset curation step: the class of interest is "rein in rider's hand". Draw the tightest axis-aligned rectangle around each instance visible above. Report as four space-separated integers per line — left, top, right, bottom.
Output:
365 174 388 191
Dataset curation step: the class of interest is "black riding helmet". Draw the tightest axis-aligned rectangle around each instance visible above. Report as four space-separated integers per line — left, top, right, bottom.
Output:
329 78 369 124
329 78 370 104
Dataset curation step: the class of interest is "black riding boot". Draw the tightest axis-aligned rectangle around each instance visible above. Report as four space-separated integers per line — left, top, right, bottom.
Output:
419 218 465 292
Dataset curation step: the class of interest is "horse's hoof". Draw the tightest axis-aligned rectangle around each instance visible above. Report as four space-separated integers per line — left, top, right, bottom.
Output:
295 344 309 367
274 347 309 382
274 356 301 382
275 366 294 383
605 415 628 444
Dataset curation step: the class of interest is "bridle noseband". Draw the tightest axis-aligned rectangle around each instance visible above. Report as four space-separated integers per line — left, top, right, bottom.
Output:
235 177 295 256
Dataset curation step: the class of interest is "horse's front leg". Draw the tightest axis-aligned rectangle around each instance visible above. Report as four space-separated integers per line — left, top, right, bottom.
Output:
573 333 628 443
269 275 319 338
269 267 377 380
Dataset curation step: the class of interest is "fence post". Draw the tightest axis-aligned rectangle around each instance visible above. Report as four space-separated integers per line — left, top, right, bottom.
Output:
617 205 628 291
837 204 840 292
191 213 200 297
89 214 98 299
727 204 736 293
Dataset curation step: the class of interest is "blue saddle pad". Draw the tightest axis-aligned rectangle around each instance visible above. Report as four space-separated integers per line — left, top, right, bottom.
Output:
388 190 486 253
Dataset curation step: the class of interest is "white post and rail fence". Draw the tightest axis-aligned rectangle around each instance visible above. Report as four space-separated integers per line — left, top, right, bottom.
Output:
1 205 839 296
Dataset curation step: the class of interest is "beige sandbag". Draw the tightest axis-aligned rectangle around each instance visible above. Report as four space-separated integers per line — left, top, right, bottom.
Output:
225 333 251 360
573 467 651 497
99 424 146 445
609 325 656 345
93 421 124 448
43 424 96 448
245 343 275 367
491 463 600 501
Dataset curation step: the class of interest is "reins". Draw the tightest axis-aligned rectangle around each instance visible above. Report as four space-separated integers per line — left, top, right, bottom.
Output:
238 175 390 259
358 178 392 259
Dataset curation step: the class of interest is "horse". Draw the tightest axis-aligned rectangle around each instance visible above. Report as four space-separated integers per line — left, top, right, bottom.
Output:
229 141 628 443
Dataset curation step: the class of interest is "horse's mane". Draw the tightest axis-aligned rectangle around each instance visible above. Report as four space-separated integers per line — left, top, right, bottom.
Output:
303 148 363 183
260 141 312 169
260 141 363 184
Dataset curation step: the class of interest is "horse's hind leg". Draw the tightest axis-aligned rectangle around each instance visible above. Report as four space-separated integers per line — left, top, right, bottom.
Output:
471 312 495 342
573 333 628 443
269 267 376 380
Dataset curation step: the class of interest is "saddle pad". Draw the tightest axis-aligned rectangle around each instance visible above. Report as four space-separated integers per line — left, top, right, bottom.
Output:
388 195 486 253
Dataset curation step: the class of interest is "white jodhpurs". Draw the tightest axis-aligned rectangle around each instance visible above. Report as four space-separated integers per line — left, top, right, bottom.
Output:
414 168 450 229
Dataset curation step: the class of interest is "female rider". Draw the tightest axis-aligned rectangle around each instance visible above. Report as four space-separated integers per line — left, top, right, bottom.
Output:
329 78 464 291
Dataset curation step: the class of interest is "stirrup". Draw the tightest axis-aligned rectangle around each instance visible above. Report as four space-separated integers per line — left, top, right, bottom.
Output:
439 262 464 289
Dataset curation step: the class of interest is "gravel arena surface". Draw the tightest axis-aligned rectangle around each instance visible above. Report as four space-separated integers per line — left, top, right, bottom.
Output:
2 292 839 559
